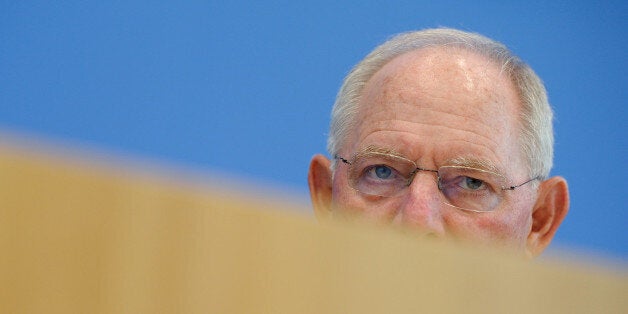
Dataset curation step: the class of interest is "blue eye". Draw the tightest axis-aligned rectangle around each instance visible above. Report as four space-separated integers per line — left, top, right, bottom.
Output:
373 165 393 179
460 177 486 190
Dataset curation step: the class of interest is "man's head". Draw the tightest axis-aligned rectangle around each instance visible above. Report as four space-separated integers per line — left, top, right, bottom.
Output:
308 28 569 258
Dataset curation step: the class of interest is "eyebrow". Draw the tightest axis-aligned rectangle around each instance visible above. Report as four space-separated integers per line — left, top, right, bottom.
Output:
444 156 504 175
355 145 405 158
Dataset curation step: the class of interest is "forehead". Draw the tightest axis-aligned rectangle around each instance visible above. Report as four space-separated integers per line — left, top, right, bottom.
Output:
349 47 524 174
363 47 516 117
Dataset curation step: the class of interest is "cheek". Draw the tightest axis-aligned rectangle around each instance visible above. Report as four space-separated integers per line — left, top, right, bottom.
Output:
478 213 529 238
444 208 532 246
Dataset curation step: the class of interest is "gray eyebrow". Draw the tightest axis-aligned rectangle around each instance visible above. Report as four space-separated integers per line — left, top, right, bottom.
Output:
355 145 405 158
444 156 504 175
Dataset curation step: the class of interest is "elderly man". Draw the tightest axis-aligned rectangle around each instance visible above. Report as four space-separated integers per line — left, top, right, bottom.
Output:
308 28 569 258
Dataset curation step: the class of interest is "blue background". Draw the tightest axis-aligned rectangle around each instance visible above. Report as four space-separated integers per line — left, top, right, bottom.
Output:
2 1 626 260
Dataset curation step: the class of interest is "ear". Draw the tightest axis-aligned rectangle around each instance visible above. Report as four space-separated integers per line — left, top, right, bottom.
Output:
526 176 569 258
308 154 334 221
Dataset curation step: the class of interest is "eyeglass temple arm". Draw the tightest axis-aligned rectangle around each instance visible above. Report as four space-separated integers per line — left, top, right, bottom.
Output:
334 155 351 165
503 176 541 190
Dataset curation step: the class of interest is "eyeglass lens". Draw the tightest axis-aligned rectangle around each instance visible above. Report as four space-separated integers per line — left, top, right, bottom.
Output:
345 152 508 212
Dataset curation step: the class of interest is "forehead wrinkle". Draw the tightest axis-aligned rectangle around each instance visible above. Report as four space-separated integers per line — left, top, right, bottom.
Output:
367 117 503 152
361 103 509 146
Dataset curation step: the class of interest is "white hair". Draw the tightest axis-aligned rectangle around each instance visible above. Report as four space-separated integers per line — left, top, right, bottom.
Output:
327 28 554 180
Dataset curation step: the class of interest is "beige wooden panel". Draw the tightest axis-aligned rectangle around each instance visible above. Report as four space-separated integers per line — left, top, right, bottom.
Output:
0 138 626 314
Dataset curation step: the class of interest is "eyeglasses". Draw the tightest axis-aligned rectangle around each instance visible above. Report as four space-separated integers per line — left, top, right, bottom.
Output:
335 152 539 213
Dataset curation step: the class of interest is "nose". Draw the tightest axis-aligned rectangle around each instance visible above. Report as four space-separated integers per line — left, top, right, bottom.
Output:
392 171 445 237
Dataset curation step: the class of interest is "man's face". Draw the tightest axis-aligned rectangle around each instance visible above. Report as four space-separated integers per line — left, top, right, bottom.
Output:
332 47 538 251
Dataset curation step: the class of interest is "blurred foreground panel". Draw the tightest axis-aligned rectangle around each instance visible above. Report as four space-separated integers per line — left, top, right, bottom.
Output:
0 136 626 314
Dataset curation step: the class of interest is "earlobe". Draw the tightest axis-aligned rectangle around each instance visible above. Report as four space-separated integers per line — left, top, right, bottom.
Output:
307 154 334 221
526 176 570 258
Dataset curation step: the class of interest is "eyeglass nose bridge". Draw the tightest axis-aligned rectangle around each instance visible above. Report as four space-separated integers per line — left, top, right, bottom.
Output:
406 167 440 188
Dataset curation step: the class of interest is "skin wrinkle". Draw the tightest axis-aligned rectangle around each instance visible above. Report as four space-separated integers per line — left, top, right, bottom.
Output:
357 112 506 165
368 116 502 150
363 90 510 141
374 108 499 133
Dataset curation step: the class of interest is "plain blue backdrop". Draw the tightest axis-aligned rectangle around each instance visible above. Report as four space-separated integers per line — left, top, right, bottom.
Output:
1 1 626 260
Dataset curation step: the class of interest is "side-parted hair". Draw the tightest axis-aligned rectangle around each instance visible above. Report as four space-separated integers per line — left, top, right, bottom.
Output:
327 28 554 180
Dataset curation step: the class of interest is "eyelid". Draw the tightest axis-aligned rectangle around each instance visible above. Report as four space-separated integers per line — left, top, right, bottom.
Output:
358 162 411 182
364 163 401 175
440 167 504 190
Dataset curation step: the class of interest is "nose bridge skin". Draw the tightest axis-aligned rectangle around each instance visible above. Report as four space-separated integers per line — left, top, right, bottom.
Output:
394 170 446 237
